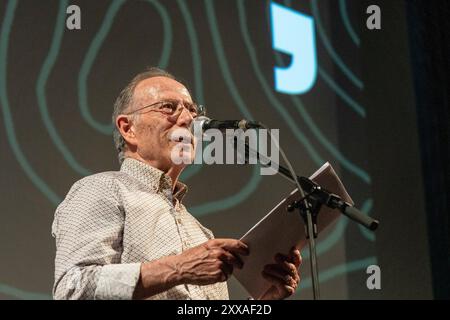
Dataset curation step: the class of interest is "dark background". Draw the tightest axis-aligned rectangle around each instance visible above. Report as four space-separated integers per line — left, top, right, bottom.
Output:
0 0 448 299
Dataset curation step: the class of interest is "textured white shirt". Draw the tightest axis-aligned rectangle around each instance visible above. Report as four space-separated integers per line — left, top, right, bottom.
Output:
52 158 229 300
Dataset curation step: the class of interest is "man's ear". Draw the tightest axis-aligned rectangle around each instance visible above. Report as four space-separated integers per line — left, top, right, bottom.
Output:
116 115 138 148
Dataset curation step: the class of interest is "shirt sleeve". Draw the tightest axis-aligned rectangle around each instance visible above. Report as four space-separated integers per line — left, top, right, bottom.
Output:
52 175 141 300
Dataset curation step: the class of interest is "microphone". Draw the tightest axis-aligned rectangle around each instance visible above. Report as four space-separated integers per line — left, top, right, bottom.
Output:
192 116 262 132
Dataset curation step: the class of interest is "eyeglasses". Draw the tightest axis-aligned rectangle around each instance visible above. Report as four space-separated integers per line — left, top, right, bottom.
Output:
125 100 206 119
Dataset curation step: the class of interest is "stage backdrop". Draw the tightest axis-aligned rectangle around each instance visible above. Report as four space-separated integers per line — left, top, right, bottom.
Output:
0 0 433 299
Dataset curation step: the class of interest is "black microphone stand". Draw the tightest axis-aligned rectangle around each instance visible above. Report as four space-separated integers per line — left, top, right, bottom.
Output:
234 139 379 300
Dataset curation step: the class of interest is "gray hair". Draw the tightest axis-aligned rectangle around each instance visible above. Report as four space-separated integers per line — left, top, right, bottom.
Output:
112 67 177 164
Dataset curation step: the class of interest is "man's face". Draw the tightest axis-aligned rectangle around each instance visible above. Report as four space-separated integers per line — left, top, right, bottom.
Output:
129 76 196 172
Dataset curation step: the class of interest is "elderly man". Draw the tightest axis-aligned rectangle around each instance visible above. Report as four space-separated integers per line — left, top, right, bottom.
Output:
52 67 301 300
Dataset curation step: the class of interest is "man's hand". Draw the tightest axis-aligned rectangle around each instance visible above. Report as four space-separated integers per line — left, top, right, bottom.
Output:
258 247 302 300
174 238 250 286
134 238 249 299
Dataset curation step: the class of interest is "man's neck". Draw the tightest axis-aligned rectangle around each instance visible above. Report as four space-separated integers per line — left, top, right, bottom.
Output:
166 166 183 192
126 154 184 192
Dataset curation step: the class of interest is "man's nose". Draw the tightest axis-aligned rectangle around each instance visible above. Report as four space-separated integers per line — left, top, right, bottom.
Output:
174 105 194 128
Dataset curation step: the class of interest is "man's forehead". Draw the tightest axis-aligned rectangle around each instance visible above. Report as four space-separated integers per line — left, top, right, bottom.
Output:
134 76 191 101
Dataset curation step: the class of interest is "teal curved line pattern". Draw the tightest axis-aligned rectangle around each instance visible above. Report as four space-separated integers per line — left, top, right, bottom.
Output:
78 0 173 135
317 66 365 118
272 1 369 182
0 0 61 206
0 283 50 300
36 0 92 177
239 0 371 185
180 164 202 181
180 144 204 182
310 0 364 90
297 256 377 293
176 0 205 105
269 0 366 119
203 0 253 121
176 0 204 182
78 0 123 134
190 164 262 217
339 0 360 47
186 0 268 217
240 0 321 166
308 217 348 260
181 144 204 182
290 93 371 184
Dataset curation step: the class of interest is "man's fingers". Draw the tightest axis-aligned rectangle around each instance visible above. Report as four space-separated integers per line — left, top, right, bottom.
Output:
263 264 298 288
270 259 299 282
218 249 244 269
224 240 250 256
212 239 250 256
289 248 302 267
262 271 296 297
274 249 302 268
274 253 290 263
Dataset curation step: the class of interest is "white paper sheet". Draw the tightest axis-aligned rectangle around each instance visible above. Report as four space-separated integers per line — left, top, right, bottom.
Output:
233 162 354 299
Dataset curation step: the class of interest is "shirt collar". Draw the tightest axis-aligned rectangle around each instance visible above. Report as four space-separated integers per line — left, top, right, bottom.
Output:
120 158 188 203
